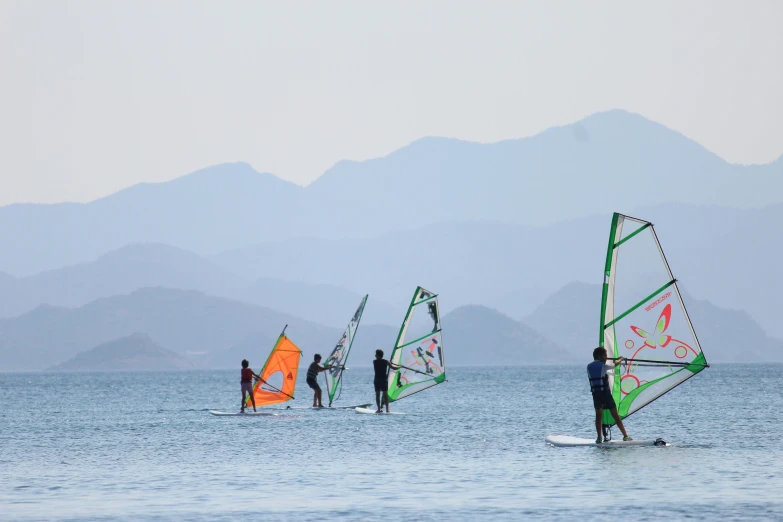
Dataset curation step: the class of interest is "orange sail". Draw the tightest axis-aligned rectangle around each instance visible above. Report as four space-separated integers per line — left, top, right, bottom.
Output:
246 333 302 407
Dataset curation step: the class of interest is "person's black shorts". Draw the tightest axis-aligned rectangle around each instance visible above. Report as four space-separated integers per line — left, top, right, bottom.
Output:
374 379 388 393
307 377 320 391
592 390 616 410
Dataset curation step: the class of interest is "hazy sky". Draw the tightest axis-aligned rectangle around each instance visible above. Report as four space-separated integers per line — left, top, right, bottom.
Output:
1 1 781 206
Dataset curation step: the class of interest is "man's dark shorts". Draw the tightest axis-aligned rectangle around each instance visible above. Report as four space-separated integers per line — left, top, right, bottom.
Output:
307 377 320 391
592 390 616 410
374 379 388 393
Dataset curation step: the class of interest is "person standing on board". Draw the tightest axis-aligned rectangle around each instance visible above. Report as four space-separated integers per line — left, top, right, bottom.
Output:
587 347 632 443
240 359 263 413
306 354 336 408
373 349 401 413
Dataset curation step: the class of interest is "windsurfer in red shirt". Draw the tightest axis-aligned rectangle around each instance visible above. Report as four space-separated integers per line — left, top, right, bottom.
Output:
240 359 263 413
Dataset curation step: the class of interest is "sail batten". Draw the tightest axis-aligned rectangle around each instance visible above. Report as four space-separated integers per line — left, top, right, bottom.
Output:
605 279 677 329
396 331 444 351
323 295 368 406
613 222 651 248
599 212 708 426
387 286 446 402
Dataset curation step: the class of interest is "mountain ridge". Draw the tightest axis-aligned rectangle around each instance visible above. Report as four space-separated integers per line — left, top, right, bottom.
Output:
2 110 781 276
49 333 196 371
0 242 398 326
209 203 783 333
2 203 779 335
0 288 568 371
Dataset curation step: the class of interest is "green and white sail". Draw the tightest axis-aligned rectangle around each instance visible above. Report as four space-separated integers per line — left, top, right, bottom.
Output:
323 294 368 406
387 286 446 402
600 212 708 426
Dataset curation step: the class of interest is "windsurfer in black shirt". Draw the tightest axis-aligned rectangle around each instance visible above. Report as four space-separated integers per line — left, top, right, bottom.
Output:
373 349 401 413
307 354 336 408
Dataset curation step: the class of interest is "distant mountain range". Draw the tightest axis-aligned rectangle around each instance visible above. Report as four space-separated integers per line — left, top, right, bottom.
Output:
0 109 779 369
236 278 398 327
0 243 397 326
209 221 564 311
210 203 783 333
0 288 571 371
0 243 246 318
1 203 780 336
523 282 783 363
1 110 781 276
0 288 334 371
442 305 568 365
1 280 778 371
50 333 196 371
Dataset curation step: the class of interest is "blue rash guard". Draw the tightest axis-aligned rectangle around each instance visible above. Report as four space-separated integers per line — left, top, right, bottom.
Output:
586 360 609 392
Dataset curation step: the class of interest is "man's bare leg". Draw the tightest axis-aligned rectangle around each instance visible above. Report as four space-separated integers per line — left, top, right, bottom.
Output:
317 389 323 408
595 409 603 440
250 394 257 412
375 390 382 412
241 391 246 412
610 408 629 438
383 391 390 413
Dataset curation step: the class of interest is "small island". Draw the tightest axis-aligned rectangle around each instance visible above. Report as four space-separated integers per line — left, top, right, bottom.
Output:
49 333 196 371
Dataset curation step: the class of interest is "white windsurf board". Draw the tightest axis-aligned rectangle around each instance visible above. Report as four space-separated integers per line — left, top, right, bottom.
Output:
355 407 405 415
209 410 277 417
285 403 372 411
545 435 667 447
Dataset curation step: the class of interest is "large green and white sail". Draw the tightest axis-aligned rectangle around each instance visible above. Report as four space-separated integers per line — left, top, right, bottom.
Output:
387 287 446 402
600 213 708 426
323 294 368 406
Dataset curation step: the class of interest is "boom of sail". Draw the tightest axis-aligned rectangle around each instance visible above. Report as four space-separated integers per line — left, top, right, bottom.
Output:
600 213 708 426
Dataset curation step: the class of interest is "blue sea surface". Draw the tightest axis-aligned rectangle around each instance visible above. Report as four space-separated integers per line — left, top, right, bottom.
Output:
1 365 781 521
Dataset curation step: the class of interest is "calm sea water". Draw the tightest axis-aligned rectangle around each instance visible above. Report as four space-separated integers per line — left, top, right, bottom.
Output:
1 365 781 521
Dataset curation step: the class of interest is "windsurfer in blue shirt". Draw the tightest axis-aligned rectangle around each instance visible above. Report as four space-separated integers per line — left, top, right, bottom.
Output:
587 347 632 443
